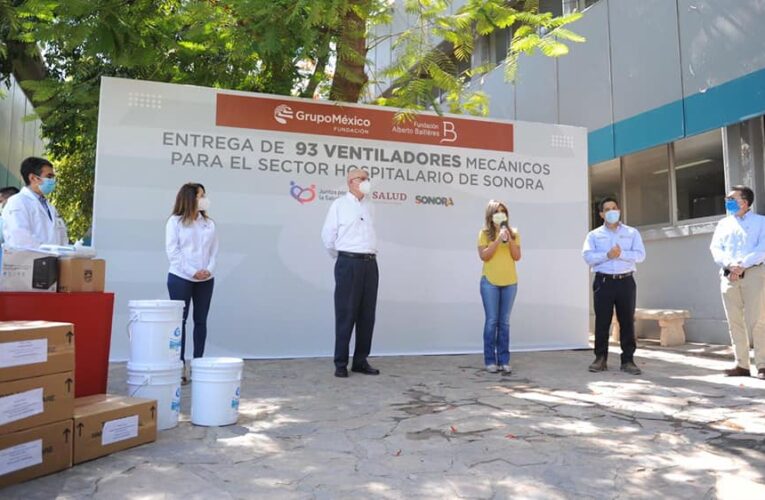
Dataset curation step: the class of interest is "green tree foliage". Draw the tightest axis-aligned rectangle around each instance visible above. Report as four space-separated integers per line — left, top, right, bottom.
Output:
0 0 581 241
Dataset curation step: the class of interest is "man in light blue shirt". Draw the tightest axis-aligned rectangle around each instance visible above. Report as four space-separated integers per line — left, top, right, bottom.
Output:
582 197 646 375
710 185 765 380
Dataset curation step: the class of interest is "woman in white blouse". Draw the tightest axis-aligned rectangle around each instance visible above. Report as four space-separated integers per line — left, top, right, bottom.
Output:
166 183 218 383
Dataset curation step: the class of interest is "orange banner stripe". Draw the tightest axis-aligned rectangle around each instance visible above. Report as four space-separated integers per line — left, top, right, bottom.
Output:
215 94 513 152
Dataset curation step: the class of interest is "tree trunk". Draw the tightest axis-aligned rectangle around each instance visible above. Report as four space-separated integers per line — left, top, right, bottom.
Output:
329 0 368 102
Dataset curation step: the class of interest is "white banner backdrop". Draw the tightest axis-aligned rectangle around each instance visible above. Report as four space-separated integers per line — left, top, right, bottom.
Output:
94 77 589 361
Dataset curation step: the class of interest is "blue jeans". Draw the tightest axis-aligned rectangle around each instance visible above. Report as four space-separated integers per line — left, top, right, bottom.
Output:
167 273 214 362
480 276 518 366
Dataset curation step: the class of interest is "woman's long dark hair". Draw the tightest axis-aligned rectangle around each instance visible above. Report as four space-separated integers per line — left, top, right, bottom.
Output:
171 183 207 225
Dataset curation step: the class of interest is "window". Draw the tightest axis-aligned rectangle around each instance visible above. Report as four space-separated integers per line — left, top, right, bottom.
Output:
473 28 512 68
623 145 670 227
673 129 725 221
589 158 620 229
587 129 726 231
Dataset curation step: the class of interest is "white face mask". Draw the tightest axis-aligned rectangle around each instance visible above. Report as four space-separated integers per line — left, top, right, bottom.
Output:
492 212 507 226
358 180 371 195
197 197 210 212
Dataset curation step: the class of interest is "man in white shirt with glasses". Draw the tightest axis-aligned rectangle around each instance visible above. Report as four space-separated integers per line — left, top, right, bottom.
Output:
321 169 380 378
710 185 765 380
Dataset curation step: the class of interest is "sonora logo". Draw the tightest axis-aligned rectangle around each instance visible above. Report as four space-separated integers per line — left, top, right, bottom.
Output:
274 104 294 124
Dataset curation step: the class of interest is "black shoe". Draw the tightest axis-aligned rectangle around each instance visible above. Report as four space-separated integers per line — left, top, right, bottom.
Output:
588 356 607 372
724 366 750 377
620 361 642 375
351 363 380 375
334 367 348 378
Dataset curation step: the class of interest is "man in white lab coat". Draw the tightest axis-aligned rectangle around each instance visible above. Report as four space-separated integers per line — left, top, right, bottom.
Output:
1 157 68 248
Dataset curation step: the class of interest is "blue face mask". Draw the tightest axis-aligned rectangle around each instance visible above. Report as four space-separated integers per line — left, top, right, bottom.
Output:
725 199 740 215
604 210 620 224
39 177 56 195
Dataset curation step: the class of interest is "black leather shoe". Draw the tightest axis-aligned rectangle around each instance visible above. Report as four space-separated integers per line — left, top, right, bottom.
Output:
334 367 348 378
588 356 607 372
724 366 750 377
620 361 642 375
351 363 380 375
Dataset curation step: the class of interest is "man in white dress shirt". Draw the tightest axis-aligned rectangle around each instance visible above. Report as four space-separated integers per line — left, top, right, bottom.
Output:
710 185 765 380
321 169 380 378
2 157 68 248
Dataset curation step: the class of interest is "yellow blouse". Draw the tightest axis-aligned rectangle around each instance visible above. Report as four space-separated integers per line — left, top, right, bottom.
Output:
478 229 520 286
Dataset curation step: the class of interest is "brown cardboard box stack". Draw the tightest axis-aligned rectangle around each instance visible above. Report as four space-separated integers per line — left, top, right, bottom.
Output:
0 321 75 487
0 321 157 488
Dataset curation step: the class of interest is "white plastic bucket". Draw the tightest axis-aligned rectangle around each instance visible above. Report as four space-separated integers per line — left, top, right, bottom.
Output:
127 361 183 430
127 300 185 364
191 357 243 426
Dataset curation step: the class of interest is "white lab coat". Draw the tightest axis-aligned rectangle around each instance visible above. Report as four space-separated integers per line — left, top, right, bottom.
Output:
1 186 68 249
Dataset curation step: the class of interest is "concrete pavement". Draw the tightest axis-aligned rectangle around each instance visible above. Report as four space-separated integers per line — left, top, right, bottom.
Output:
4 343 765 499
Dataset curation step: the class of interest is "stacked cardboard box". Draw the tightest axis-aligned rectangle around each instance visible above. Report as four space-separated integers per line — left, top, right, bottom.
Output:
0 321 75 487
0 321 158 488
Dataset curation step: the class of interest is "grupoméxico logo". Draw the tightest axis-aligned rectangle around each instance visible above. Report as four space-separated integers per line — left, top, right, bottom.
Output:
290 181 316 204
274 104 294 125
272 102 371 132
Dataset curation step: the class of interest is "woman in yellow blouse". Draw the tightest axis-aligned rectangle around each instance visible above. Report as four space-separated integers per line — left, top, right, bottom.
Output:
477 200 521 373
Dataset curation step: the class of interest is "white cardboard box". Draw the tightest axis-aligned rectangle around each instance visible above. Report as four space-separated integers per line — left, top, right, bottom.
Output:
0 248 58 292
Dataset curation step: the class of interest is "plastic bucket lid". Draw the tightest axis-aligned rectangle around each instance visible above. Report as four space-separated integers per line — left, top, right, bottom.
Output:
127 360 184 373
128 300 185 309
191 357 244 370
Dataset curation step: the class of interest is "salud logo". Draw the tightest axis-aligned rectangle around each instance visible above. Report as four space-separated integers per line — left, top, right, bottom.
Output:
290 181 316 204
274 104 294 124
372 191 407 203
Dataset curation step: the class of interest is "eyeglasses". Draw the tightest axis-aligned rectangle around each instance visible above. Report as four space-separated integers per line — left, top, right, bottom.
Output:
350 177 368 183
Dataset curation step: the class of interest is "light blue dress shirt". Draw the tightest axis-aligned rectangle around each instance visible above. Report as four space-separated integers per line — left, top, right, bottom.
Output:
710 210 765 269
582 222 646 274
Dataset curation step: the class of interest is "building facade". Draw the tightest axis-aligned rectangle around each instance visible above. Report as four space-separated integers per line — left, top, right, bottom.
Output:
372 0 765 344
0 75 44 188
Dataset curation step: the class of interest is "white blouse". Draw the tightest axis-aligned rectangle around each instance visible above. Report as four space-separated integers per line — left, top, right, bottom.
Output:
165 214 219 282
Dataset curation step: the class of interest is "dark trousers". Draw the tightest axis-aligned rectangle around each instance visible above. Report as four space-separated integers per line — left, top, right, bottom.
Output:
334 255 379 369
593 274 636 364
167 273 214 362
